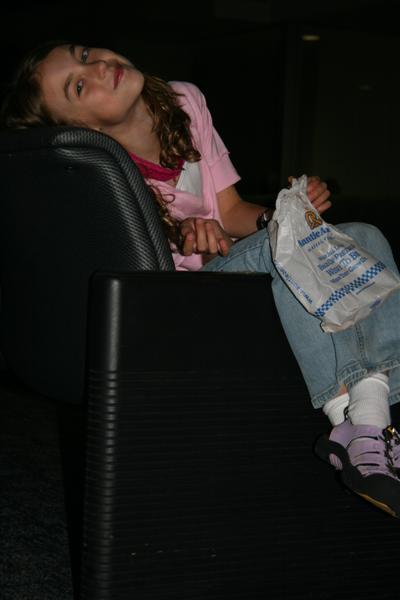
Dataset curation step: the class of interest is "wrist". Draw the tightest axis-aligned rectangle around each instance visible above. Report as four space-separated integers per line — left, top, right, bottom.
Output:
256 208 273 231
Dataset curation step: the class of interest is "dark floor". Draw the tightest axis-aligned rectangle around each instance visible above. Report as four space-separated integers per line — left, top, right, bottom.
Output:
0 370 73 600
2 366 400 600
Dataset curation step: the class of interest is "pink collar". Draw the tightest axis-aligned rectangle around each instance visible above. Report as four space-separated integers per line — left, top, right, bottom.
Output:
128 151 184 182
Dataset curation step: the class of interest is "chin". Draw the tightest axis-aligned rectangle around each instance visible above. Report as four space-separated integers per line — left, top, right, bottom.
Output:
126 68 145 94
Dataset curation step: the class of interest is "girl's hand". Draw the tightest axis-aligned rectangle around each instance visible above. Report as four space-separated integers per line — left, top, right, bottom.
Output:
180 217 233 257
307 176 332 215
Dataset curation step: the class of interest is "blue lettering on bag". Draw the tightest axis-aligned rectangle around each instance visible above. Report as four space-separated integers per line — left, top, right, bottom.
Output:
314 261 386 318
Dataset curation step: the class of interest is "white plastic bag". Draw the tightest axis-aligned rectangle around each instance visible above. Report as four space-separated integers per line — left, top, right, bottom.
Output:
268 175 400 332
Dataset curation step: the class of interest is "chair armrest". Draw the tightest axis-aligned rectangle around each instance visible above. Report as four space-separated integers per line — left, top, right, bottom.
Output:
87 270 300 377
82 270 305 598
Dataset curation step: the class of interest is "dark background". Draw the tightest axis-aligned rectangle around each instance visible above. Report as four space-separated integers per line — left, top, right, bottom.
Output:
1 0 400 201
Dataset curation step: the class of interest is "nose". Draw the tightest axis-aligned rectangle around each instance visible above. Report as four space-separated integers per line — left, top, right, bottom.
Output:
88 59 108 79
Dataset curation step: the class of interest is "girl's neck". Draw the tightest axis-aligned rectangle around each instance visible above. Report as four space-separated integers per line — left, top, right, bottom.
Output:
126 132 161 164
105 97 161 164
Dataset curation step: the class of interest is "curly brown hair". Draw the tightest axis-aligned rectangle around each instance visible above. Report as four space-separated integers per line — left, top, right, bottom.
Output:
0 41 201 248
141 73 200 247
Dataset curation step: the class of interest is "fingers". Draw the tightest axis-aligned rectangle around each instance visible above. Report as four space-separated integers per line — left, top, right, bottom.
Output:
314 199 332 216
289 175 326 198
182 233 196 256
307 177 332 215
180 218 197 255
288 175 332 217
181 218 232 256
311 188 331 207
307 175 321 185
217 237 231 256
195 219 224 255
193 219 213 254
307 177 325 200
205 220 231 255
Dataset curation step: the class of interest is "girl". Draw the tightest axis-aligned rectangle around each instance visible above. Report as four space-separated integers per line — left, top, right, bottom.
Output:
2 41 400 517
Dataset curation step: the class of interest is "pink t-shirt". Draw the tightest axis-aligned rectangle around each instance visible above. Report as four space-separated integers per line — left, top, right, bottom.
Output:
143 81 241 271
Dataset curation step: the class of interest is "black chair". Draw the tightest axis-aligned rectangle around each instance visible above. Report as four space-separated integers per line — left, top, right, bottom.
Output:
1 127 398 600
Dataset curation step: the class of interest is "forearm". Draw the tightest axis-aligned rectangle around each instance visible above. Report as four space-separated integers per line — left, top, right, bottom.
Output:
217 185 274 239
221 199 272 239
218 177 331 241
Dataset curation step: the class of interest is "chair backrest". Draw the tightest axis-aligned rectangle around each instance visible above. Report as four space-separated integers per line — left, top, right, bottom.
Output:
0 126 174 403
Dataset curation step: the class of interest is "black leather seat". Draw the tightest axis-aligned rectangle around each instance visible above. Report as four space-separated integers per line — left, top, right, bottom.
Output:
0 126 302 598
0 127 174 404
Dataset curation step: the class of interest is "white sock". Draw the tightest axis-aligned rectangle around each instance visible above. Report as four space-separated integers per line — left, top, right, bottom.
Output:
322 392 349 426
347 373 391 429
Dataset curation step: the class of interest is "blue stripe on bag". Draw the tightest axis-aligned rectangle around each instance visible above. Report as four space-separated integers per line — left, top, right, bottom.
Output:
314 261 386 318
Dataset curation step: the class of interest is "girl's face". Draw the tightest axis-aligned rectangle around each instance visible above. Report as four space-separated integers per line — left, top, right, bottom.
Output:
37 44 145 130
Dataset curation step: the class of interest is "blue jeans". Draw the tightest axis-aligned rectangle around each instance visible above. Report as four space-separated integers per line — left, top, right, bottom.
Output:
202 223 400 409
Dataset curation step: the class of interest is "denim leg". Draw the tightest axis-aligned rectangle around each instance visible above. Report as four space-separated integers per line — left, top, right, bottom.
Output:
329 223 400 408
202 224 400 409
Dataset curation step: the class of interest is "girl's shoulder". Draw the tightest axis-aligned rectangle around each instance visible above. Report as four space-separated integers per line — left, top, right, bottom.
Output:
168 81 207 117
169 80 203 99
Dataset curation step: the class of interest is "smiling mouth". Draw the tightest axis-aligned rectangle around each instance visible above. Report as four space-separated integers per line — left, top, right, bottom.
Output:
114 66 123 88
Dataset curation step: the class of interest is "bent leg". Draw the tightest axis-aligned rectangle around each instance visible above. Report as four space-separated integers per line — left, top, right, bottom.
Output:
203 224 400 408
203 230 342 405
332 223 400 407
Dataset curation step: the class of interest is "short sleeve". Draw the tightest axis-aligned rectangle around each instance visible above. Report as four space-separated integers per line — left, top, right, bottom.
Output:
170 81 241 193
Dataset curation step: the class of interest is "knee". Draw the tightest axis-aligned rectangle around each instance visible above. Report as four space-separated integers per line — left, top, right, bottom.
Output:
336 222 391 252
